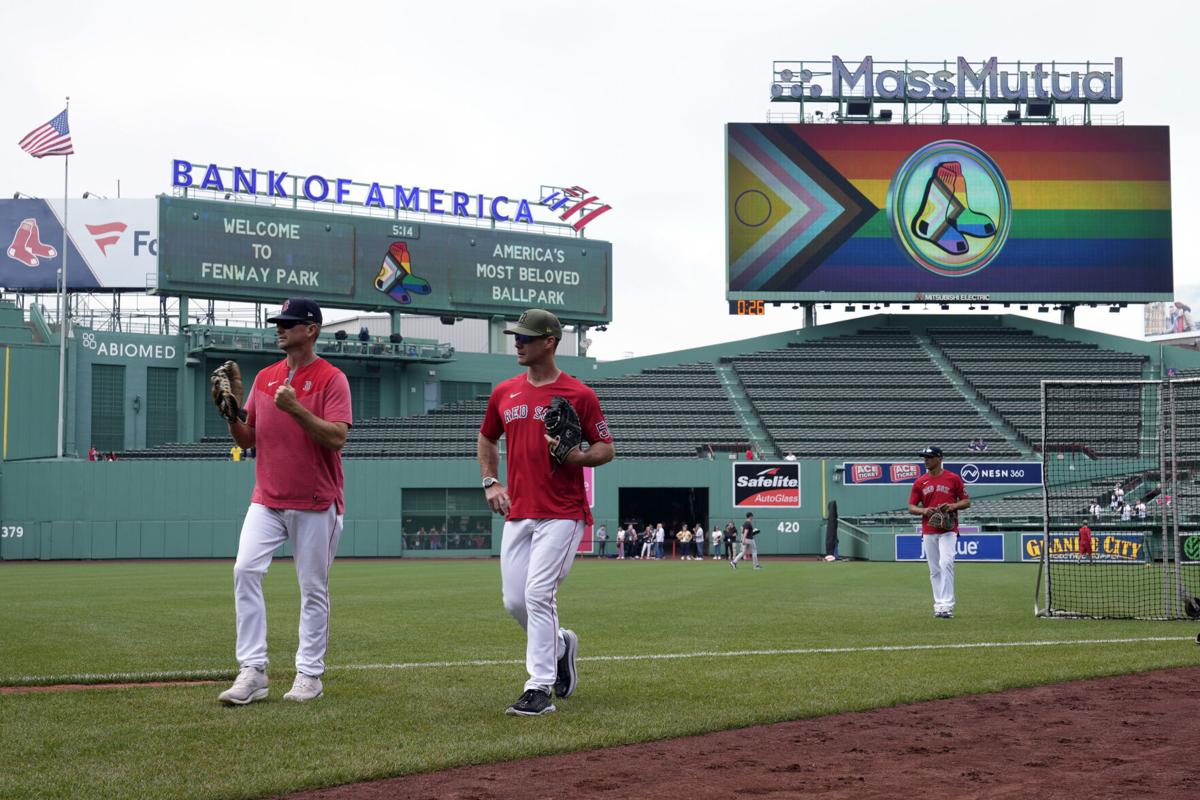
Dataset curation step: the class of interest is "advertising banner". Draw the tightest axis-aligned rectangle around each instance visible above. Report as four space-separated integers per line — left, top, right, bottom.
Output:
732 462 801 508
842 461 1042 486
727 124 1172 303
1020 532 1148 562
157 197 613 324
0 199 158 290
895 531 1003 561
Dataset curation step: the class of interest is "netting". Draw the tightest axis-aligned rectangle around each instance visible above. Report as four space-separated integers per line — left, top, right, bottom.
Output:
1038 378 1200 620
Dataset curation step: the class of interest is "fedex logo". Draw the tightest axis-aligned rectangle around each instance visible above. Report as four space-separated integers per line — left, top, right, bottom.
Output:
891 463 922 481
852 464 882 483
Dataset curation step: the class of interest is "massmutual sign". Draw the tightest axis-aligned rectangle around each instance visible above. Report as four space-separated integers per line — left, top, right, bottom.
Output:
772 57 1123 103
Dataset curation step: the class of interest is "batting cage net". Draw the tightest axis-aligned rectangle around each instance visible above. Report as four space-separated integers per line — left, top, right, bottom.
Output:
1036 377 1200 620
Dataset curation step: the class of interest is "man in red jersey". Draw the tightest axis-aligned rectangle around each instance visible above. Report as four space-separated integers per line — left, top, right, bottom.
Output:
1078 520 1094 564
908 445 970 619
217 298 352 706
477 309 615 716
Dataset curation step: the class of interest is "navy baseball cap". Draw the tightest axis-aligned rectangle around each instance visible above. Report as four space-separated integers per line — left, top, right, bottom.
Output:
267 298 322 325
919 445 944 457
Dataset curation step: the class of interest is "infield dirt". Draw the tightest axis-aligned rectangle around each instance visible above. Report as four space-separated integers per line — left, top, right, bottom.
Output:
279 665 1200 800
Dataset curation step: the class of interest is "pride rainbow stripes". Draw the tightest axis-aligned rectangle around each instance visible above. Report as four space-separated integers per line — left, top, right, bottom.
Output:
727 124 1172 299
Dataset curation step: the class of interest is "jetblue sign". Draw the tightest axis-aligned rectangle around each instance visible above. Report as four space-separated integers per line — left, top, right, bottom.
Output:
843 462 1042 486
896 533 1005 562
171 160 539 225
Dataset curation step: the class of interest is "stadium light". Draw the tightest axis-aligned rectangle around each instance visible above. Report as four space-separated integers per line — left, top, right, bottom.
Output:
1019 305 1028 310
940 304 950 310
1109 305 1121 313
901 304 910 310
1037 306 1050 313
822 304 832 310
844 305 855 312
980 305 989 310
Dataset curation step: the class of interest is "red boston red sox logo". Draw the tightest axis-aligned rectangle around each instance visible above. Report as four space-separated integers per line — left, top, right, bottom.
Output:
6 218 57 268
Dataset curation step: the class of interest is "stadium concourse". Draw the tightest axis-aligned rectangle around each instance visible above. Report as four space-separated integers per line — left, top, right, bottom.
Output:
2 304 1200 566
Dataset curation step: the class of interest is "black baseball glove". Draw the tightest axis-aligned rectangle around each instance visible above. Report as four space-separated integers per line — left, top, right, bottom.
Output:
210 360 248 423
544 395 583 465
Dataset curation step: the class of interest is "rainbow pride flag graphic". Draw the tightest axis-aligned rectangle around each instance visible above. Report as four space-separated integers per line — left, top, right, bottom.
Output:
727 124 1172 300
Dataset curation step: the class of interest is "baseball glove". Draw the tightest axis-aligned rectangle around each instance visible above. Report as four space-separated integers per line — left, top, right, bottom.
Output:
544 395 583 465
210 360 248 424
926 508 957 532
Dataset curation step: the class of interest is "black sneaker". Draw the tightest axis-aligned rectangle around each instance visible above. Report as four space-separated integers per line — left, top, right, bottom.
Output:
505 688 556 716
554 629 579 698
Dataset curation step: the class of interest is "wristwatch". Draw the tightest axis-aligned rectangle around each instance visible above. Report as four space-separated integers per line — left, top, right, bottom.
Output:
482 476 499 489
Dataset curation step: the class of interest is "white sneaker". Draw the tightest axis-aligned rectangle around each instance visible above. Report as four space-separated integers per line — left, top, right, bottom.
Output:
283 673 323 702
824 555 836 562
218 666 268 705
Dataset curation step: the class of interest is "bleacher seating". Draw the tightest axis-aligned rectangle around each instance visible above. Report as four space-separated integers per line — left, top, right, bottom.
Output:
928 326 1148 457
734 328 1020 459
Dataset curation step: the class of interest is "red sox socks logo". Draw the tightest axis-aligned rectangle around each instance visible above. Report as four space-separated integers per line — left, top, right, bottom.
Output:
6 218 57 267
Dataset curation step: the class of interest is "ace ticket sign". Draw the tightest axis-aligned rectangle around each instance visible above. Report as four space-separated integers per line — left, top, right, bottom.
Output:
733 463 801 508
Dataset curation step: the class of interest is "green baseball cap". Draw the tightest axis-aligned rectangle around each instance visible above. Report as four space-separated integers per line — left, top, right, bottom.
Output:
504 308 563 339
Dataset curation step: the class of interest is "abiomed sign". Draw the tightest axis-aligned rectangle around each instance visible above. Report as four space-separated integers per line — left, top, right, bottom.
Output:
773 57 1123 103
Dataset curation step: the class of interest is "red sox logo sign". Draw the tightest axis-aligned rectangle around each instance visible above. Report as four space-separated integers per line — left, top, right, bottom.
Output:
6 218 57 267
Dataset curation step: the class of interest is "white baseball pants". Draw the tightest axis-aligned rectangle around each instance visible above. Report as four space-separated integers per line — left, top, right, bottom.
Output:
923 532 957 613
501 518 583 692
732 538 758 567
233 503 343 677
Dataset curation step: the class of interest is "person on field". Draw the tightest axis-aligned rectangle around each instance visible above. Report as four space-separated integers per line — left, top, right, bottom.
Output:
908 446 971 619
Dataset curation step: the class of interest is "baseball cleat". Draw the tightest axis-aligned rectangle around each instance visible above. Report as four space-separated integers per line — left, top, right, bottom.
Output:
506 688 556 716
283 673 323 702
554 629 579 698
730 560 737 570
218 666 269 705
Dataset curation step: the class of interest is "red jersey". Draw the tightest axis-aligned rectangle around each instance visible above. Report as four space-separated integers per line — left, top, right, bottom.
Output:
909 470 969 534
1079 525 1093 554
245 357 353 513
480 371 611 523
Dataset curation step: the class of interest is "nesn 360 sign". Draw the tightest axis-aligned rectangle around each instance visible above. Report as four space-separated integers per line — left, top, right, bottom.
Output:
171 159 538 224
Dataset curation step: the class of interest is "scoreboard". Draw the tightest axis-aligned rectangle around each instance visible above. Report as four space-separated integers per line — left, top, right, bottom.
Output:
157 196 613 324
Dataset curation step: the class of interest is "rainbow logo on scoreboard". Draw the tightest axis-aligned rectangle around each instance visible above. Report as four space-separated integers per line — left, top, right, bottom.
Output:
726 124 1172 301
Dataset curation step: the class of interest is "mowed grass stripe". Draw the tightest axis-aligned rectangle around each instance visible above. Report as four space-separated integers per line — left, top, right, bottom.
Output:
6 635 1188 686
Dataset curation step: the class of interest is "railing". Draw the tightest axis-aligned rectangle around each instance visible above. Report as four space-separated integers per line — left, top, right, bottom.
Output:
187 329 455 361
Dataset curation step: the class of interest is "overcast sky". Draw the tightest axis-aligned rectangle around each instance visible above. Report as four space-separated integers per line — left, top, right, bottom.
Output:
2 0 1194 359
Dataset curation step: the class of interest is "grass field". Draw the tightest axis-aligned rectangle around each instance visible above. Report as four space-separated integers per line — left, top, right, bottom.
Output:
2 557 1197 800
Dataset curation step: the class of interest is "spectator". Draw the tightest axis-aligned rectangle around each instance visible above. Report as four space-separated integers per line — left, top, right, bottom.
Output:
1136 500 1147 519
654 523 666 559
245 447 256 459
676 524 692 559
693 522 706 560
88 445 98 462
1120 502 1132 522
745 448 754 461
724 522 738 561
358 325 370 342
639 525 653 560
783 452 797 461
616 525 626 560
430 525 441 551
230 444 243 462
596 524 608 558
711 524 723 560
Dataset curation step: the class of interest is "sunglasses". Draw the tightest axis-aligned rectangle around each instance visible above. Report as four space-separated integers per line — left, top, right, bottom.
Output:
514 333 548 345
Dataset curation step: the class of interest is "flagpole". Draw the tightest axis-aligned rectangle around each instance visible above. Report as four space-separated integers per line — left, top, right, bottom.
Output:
55 96 69 459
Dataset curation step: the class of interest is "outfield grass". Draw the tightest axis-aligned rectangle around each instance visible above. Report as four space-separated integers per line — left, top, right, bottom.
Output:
1 558 1196 800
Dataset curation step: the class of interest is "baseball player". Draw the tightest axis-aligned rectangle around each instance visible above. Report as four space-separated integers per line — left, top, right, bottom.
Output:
1078 521 1094 564
215 298 352 705
731 512 761 570
477 309 615 716
908 445 970 618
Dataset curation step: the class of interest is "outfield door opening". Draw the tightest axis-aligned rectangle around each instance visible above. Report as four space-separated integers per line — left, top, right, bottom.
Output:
618 487 709 534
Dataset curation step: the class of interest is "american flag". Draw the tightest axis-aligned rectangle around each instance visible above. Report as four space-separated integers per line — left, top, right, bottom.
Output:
18 109 74 158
